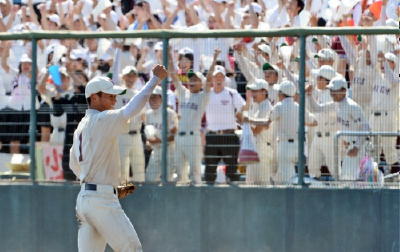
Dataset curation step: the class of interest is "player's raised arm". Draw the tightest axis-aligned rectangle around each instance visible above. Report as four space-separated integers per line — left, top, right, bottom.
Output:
205 49 221 92
168 47 186 92
120 65 168 119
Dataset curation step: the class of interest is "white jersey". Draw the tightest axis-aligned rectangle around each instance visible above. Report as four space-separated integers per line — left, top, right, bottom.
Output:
270 97 315 141
309 88 336 132
248 98 273 143
176 84 210 132
206 87 245 131
70 109 129 187
116 88 144 131
350 51 375 109
370 65 399 112
308 96 369 145
145 107 178 141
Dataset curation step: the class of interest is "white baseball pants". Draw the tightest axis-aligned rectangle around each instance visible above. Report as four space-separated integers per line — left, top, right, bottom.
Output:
246 141 274 184
274 140 298 183
370 111 399 164
119 133 145 183
145 143 176 182
175 134 202 184
76 185 142 252
308 133 336 178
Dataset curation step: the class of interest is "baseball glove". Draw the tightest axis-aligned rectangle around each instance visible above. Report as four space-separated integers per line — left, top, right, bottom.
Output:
117 183 136 199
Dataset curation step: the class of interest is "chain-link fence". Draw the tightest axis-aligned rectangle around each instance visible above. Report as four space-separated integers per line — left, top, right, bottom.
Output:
0 28 398 188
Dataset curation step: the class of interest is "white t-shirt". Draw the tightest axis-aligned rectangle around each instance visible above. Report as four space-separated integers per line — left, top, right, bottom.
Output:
176 84 210 132
206 87 245 131
69 109 130 187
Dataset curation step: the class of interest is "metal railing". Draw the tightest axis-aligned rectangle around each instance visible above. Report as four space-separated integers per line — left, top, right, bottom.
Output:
0 27 398 185
334 131 400 181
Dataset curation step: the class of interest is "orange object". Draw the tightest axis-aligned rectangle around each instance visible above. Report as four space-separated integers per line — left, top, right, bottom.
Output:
369 1 383 20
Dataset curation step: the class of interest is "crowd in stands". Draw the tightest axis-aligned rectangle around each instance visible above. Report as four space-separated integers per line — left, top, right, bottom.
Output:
0 0 398 184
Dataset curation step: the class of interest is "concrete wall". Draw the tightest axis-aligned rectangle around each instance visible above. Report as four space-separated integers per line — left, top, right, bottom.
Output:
0 184 398 252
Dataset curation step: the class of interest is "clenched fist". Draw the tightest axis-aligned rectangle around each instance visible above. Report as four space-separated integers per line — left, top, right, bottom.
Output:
152 65 168 80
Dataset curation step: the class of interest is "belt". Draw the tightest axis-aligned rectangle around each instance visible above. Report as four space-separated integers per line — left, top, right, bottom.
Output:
316 132 330 137
56 128 65 132
178 131 194 136
372 111 388 116
84 183 116 195
128 130 138 135
208 129 236 135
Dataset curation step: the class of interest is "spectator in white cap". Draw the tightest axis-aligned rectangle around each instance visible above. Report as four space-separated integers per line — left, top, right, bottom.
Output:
306 77 369 181
170 49 218 185
315 48 336 67
367 50 400 171
243 78 274 185
204 63 245 184
115 65 146 183
311 65 339 103
308 65 339 181
144 86 178 182
120 65 144 92
4 53 41 154
265 80 316 184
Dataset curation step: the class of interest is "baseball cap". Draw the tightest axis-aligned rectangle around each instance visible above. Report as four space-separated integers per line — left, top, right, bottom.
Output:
70 49 88 61
258 44 271 55
20 54 32 63
178 47 194 55
122 66 138 76
246 79 268 90
244 3 262 14
274 80 296 97
311 65 338 80
151 86 163 96
213 65 226 76
315 48 335 60
85 76 126 98
187 70 206 84
262 62 278 72
47 14 60 26
384 52 397 62
327 77 347 91
0 0 7 4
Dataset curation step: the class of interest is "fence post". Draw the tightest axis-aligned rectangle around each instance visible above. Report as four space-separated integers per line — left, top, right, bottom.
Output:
161 38 169 184
297 35 306 186
29 38 38 182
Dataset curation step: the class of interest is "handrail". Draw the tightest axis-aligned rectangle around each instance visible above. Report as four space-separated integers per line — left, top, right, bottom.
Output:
0 27 398 40
334 131 400 180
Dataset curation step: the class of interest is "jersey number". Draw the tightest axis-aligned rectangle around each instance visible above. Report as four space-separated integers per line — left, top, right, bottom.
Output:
79 133 83 162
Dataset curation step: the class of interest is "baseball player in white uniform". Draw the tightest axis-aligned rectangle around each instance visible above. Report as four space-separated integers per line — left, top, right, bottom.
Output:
266 81 317 184
169 50 218 185
369 53 399 166
244 79 274 184
308 65 339 178
116 66 146 183
144 86 178 182
70 65 167 252
306 77 370 180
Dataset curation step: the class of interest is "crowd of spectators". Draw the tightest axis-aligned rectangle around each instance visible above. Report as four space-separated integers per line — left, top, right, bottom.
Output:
0 0 398 184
